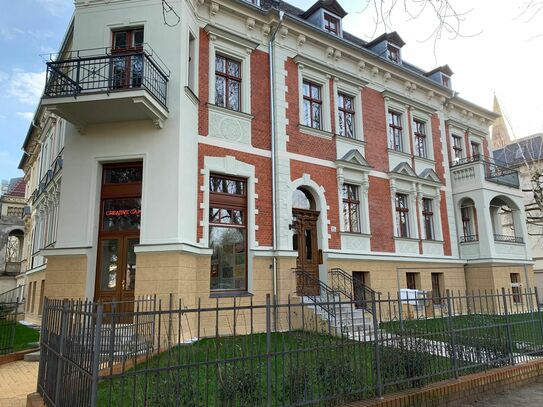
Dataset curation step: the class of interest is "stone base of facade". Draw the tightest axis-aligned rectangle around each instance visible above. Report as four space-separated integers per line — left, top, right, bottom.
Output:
24 269 47 325
42 255 88 300
465 262 534 293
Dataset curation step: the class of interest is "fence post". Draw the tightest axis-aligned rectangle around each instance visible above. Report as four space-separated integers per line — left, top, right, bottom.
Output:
397 291 404 332
501 288 515 366
371 294 382 398
54 300 69 406
265 294 272 407
90 303 103 407
534 288 543 342
445 290 459 379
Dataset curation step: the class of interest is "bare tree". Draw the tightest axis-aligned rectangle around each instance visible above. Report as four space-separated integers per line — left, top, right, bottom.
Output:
355 0 480 56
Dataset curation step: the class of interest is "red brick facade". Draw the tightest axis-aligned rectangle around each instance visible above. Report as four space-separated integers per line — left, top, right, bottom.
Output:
197 46 457 257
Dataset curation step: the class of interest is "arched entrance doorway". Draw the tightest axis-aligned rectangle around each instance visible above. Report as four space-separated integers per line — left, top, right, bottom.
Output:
292 188 321 296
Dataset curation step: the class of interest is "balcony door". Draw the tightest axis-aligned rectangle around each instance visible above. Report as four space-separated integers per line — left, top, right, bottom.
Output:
95 163 142 306
111 28 144 90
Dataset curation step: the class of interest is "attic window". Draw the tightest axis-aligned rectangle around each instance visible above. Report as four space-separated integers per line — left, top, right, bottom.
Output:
324 13 339 35
387 43 400 63
442 75 451 88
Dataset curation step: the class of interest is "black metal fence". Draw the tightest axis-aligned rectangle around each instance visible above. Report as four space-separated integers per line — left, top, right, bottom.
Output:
44 46 169 107
0 285 25 354
38 288 543 406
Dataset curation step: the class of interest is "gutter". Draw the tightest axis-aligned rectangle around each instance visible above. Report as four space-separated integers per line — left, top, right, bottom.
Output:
268 10 285 320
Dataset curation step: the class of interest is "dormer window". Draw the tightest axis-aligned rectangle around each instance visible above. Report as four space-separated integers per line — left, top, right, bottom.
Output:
324 13 339 35
387 43 400 63
442 75 451 88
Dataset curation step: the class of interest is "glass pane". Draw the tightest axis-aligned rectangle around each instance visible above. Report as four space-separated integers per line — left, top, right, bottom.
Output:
346 113 354 138
215 76 226 107
210 227 246 290
338 112 345 136
311 103 321 129
350 205 360 232
125 238 138 291
293 189 311 209
131 54 143 87
102 198 141 231
100 239 118 290
104 166 142 184
227 60 240 78
305 229 312 260
209 176 245 195
113 32 127 49
337 93 344 107
232 210 243 225
311 84 320 100
215 56 226 73
303 82 310 97
209 208 221 223
112 57 127 88
228 80 240 111
133 30 144 47
302 99 311 126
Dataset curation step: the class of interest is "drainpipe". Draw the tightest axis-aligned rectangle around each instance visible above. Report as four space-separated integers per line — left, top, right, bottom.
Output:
269 11 285 317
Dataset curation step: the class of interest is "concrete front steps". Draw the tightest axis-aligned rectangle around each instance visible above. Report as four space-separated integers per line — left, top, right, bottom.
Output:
300 295 377 341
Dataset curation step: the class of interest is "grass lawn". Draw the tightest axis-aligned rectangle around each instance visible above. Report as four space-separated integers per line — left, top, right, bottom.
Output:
97 331 452 406
0 320 40 353
381 312 543 352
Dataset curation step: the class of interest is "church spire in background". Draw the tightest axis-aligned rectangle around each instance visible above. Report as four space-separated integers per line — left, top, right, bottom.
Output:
491 94 511 149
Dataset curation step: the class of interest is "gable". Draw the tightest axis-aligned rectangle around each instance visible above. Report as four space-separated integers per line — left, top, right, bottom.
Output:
391 162 417 178
419 168 441 183
338 149 371 168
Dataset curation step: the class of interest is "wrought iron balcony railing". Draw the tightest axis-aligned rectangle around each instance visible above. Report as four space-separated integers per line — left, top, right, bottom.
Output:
449 155 520 189
43 46 169 108
459 234 479 243
494 234 524 244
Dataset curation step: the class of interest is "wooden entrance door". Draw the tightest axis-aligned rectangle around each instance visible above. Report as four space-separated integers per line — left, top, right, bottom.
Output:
293 209 320 296
95 163 142 307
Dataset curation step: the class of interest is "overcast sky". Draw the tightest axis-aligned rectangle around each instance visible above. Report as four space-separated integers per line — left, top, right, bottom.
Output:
1 0 541 181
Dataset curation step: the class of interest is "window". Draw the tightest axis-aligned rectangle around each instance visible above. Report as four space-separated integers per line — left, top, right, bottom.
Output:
422 198 435 240
452 135 463 161
395 193 410 238
188 32 196 91
215 55 241 111
337 93 355 138
324 13 339 35
406 272 417 290
209 175 247 291
510 273 521 303
471 141 481 159
387 44 400 63
302 81 322 129
111 28 144 89
442 75 450 88
414 120 428 158
388 111 403 152
342 184 361 233
431 273 442 305
461 205 477 242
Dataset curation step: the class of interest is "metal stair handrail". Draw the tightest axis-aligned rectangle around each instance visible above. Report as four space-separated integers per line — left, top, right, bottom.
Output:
0 285 25 305
292 268 341 318
329 268 377 313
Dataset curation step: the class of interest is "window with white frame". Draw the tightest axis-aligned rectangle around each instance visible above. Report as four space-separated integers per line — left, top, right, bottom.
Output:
387 43 400 63
422 198 435 240
188 32 196 92
414 119 428 158
388 111 404 152
324 13 340 35
342 184 361 233
452 135 463 161
337 92 355 138
395 193 410 237
470 141 481 159
215 54 241 111
302 80 323 129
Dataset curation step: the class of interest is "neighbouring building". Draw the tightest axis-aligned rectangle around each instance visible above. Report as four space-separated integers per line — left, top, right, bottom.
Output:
493 133 543 296
0 178 26 293
18 0 533 324
18 107 65 324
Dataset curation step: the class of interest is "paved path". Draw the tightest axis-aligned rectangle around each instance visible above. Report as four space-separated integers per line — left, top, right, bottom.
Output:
465 380 543 406
0 360 38 407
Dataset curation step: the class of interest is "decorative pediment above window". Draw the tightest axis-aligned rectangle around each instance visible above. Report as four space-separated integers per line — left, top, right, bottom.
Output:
419 168 441 184
391 162 417 178
336 149 372 170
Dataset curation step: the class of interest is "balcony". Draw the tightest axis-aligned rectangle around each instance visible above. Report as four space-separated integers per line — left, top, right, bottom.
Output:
41 46 169 129
450 156 520 192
